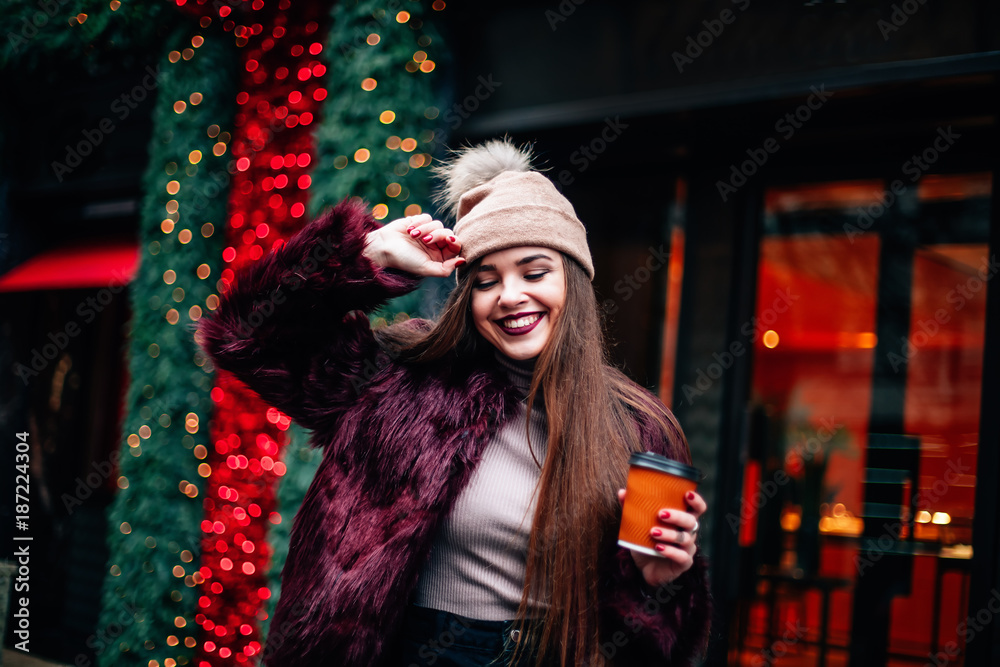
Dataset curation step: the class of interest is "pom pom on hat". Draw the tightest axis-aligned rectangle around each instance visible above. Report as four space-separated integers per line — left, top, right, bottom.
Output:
433 138 595 279
432 138 534 220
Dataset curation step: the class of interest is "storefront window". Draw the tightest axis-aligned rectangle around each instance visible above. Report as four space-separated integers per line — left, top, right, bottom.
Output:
735 174 990 666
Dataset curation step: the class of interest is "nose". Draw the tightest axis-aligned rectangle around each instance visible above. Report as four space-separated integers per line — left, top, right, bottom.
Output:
497 278 526 309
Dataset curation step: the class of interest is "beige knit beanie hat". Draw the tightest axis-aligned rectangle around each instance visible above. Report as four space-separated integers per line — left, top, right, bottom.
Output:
434 139 595 279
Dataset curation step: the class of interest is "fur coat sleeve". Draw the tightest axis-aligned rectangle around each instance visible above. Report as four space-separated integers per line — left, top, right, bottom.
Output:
196 199 419 433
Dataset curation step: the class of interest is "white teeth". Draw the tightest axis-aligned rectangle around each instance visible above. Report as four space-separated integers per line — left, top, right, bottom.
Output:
499 314 541 329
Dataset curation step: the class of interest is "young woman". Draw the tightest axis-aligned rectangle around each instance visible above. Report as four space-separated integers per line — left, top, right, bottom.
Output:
198 139 711 666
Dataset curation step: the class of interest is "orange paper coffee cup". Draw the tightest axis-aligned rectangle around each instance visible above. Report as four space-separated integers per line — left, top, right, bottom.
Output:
618 452 701 557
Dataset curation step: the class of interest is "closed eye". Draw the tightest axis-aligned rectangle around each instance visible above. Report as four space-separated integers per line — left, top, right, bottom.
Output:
474 269 551 290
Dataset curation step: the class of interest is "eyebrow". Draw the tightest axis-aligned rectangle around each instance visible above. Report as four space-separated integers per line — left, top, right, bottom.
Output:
478 254 554 272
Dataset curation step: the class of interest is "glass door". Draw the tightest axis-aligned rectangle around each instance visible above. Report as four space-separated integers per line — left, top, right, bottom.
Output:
732 174 991 666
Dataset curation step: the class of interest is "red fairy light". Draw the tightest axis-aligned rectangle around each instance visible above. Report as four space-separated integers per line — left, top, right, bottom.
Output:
200 2 330 664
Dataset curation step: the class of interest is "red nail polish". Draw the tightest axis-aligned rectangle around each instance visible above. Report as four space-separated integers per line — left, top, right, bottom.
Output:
686 492 694 500
651 528 662 537
456 259 466 266
660 510 671 520
422 234 433 242
406 226 414 232
655 544 666 553
410 229 420 237
448 236 456 242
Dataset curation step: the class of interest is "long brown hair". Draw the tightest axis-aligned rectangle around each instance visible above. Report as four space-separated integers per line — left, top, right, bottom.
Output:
377 254 688 666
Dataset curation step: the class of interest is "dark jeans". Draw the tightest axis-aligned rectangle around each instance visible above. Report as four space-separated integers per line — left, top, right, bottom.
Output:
391 604 538 667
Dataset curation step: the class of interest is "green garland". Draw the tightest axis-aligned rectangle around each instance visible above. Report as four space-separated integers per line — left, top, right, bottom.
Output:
310 0 446 221
96 25 237 667
311 0 448 320
1 0 173 73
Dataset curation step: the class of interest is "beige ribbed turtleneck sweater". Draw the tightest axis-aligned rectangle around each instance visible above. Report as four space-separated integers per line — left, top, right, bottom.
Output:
413 352 548 620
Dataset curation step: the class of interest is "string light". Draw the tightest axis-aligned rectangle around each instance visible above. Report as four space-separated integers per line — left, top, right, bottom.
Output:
192 2 329 663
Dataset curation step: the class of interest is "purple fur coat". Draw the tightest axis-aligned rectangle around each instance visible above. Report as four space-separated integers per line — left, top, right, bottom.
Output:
198 200 711 666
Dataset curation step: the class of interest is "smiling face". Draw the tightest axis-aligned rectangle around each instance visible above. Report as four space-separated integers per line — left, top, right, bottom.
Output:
470 246 566 361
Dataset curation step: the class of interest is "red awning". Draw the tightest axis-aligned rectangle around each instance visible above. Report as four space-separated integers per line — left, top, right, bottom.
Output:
0 239 139 292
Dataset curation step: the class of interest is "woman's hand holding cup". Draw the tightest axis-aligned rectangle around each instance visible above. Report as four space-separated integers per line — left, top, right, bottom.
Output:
617 452 705 588
617 487 706 588
364 213 465 278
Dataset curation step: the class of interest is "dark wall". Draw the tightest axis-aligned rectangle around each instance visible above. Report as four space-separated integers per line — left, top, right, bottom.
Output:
444 0 997 116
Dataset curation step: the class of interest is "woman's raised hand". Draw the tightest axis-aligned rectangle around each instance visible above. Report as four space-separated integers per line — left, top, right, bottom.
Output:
363 213 465 278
